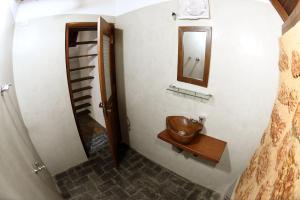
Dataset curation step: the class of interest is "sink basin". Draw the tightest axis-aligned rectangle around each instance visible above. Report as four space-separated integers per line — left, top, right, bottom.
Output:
166 116 203 144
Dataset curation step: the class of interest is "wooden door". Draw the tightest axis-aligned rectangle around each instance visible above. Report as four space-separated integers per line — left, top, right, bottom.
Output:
98 17 121 166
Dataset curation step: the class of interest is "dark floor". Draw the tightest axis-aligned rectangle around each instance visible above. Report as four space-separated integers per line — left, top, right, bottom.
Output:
55 143 220 200
77 115 106 154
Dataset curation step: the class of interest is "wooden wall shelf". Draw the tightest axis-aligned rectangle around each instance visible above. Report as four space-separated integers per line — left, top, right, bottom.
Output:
76 109 91 116
75 103 91 110
75 41 97 45
69 54 98 59
70 65 95 72
72 86 93 93
71 76 94 83
74 95 92 102
158 129 226 163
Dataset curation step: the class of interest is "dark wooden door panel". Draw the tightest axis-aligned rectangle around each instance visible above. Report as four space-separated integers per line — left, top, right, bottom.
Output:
98 17 121 167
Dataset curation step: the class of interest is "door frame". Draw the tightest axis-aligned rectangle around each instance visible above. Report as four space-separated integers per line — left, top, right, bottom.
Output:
65 20 122 162
65 22 97 156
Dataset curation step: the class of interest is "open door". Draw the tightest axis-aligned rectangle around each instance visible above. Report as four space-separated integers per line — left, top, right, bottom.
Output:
98 17 121 166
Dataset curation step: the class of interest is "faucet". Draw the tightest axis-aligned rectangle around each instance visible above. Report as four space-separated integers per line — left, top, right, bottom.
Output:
190 116 206 124
189 118 198 123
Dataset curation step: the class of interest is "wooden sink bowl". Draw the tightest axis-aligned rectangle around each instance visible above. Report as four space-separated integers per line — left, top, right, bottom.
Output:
166 116 203 144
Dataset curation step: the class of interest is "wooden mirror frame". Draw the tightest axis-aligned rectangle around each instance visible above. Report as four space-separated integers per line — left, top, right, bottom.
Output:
177 26 212 87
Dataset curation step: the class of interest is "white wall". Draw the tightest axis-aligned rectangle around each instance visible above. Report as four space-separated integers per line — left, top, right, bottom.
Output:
13 15 114 175
0 1 62 199
115 0 282 195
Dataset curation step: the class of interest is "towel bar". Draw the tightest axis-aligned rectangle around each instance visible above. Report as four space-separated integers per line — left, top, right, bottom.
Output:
166 84 213 101
0 83 13 96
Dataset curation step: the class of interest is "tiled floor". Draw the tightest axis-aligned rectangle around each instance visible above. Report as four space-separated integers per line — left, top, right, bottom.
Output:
55 143 220 200
77 115 106 150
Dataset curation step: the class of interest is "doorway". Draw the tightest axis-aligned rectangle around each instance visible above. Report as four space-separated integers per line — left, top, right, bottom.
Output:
65 18 121 166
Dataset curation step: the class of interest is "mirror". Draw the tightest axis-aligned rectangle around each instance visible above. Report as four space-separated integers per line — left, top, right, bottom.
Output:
177 26 212 87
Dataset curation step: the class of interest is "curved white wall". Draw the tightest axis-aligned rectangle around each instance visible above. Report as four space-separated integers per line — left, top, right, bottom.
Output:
0 1 62 199
115 0 282 195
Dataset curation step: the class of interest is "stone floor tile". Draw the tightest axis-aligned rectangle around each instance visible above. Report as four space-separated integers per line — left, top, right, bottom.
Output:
55 143 220 200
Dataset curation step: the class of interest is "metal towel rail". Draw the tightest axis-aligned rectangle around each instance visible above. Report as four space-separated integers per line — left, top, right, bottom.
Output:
1 83 13 96
166 84 213 101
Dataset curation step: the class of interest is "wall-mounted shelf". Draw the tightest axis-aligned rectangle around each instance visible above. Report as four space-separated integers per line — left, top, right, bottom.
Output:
167 84 213 101
71 76 94 83
70 66 95 72
76 109 91 116
75 41 97 45
72 86 93 93
158 129 226 163
69 54 98 59
75 103 91 110
74 95 92 102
